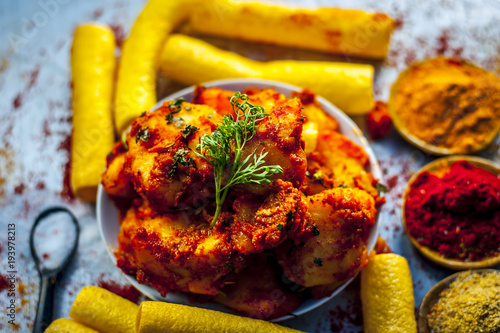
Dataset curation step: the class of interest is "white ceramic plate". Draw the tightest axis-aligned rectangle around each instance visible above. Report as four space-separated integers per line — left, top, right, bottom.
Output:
97 78 381 322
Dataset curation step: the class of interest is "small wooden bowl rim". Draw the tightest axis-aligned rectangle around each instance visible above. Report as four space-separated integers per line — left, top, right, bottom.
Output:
388 58 500 156
418 269 500 333
402 155 500 270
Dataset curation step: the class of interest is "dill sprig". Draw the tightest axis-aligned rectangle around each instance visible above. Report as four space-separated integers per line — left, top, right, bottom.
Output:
194 92 283 226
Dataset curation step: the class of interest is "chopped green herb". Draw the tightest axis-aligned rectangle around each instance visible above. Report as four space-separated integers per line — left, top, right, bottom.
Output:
136 127 150 143
312 225 320 236
376 182 388 193
139 111 147 117
180 124 199 138
313 171 329 189
169 148 197 179
121 131 129 150
226 263 234 271
277 224 283 231
338 183 348 188
194 92 283 226
314 257 323 267
169 97 185 111
286 211 294 222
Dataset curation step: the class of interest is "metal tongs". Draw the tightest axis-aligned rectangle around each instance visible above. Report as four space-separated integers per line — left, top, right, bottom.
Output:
30 207 80 333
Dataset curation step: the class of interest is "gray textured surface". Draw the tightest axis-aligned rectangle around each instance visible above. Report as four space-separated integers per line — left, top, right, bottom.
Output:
0 0 499 332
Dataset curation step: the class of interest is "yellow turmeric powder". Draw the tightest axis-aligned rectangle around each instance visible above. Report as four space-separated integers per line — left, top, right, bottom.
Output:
389 57 500 154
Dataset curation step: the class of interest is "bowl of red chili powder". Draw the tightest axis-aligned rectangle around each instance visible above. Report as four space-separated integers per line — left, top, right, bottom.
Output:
403 156 500 270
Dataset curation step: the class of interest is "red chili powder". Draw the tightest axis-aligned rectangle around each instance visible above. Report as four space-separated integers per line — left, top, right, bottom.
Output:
58 134 75 201
405 160 500 261
366 101 392 140
97 277 141 304
0 274 10 291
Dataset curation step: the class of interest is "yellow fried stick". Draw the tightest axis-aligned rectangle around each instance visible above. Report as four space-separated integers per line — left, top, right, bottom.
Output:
69 286 138 333
70 23 116 202
114 0 194 135
159 34 374 115
189 0 394 59
361 254 417 333
45 318 99 333
136 301 305 333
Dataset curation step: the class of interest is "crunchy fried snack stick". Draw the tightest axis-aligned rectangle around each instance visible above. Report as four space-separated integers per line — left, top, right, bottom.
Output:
70 23 116 202
69 286 139 333
136 301 305 333
159 34 374 115
114 0 194 135
45 318 98 333
189 0 394 59
361 254 417 333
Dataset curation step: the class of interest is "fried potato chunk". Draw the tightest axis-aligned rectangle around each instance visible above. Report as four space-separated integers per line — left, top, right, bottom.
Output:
230 179 312 254
102 142 137 199
214 255 300 320
193 86 287 118
304 130 382 205
116 200 247 296
116 180 312 297
275 188 375 289
123 101 221 212
292 89 339 133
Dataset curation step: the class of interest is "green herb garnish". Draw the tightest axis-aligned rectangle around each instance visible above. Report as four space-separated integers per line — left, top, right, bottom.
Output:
136 127 150 143
313 171 329 189
180 124 199 138
194 92 283 226
169 148 196 179
376 182 388 193
313 257 323 267
165 98 185 124
169 97 185 111
277 224 283 231
312 225 320 236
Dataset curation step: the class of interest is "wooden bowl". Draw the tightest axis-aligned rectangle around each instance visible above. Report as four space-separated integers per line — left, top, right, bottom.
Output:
388 58 500 156
418 269 499 333
402 155 500 270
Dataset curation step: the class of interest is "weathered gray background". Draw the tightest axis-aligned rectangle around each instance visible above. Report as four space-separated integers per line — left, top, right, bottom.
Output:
0 0 499 332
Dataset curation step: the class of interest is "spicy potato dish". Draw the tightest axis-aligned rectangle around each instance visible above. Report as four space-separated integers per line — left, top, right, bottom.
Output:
102 87 383 320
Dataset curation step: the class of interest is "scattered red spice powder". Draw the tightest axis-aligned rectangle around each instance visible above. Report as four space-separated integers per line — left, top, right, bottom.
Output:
58 134 75 201
110 24 126 48
97 277 141 303
436 31 450 55
394 17 404 30
35 181 45 190
12 67 40 110
405 160 500 261
13 93 22 109
93 8 104 19
0 275 9 291
14 183 25 195
366 101 392 140
386 175 398 190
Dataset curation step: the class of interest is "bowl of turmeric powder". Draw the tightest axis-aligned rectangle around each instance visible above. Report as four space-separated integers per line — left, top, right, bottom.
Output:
388 57 500 155
402 155 500 270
